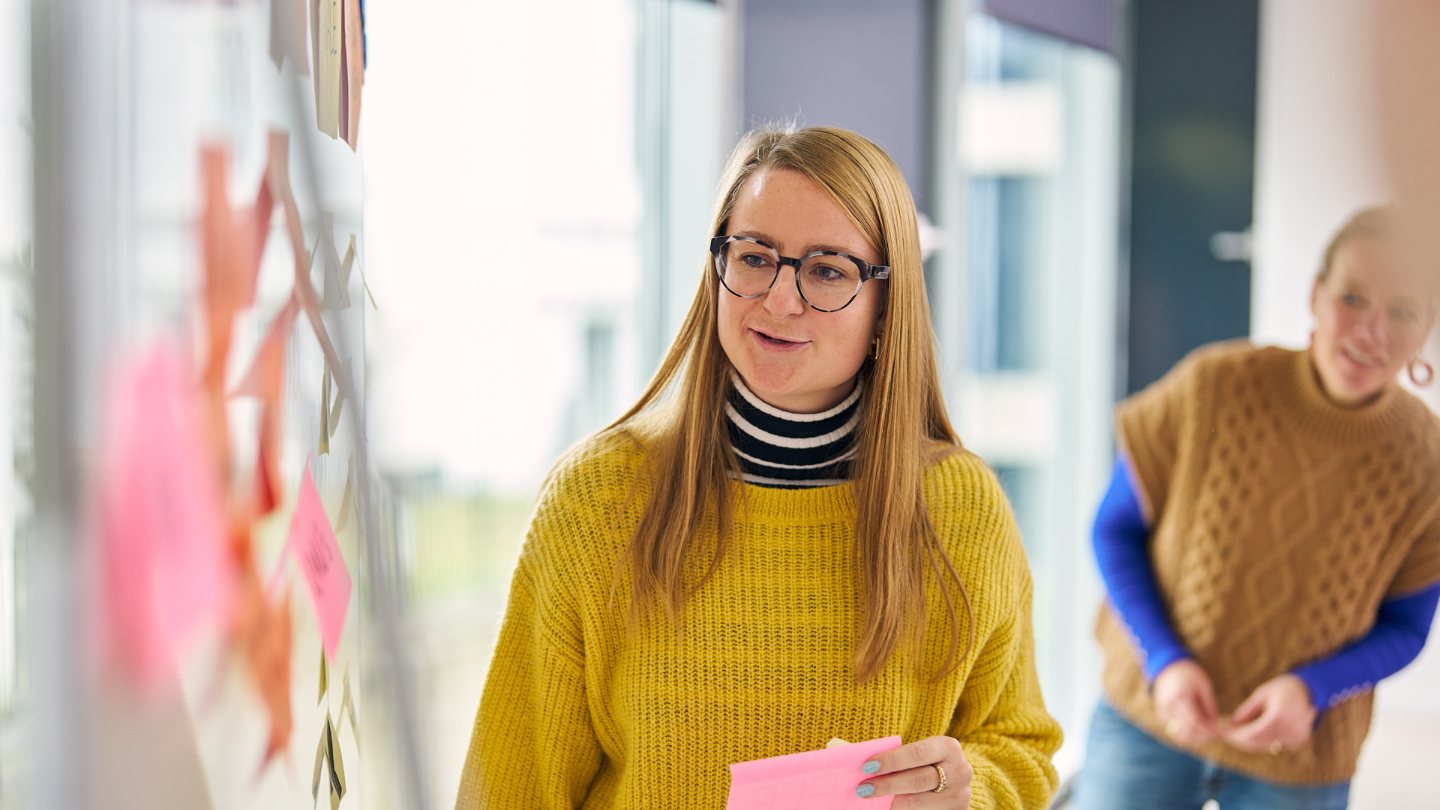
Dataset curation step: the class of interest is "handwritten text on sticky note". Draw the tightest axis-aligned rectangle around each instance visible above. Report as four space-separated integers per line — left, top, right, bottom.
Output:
287 466 352 660
726 735 902 810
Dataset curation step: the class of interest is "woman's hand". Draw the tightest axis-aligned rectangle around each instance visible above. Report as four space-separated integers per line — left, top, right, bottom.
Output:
855 735 973 808
1221 674 1317 755
1153 659 1221 745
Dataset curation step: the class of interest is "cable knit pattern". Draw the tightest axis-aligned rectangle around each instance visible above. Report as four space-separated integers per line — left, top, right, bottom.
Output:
456 430 1062 809
1096 341 1440 785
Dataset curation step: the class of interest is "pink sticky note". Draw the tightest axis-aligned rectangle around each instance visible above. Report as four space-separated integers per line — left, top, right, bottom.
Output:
99 344 232 686
286 466 352 660
726 736 902 810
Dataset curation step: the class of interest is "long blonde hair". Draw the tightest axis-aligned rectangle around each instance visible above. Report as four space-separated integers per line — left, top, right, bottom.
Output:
608 125 972 682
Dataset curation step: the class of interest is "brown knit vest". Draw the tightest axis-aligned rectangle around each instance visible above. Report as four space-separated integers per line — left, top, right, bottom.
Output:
1096 342 1440 785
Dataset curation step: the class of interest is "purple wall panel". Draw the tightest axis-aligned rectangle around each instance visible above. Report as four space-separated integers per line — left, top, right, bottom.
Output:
979 0 1117 54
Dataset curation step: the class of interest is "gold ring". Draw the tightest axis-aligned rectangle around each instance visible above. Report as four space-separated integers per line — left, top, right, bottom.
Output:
1165 718 1181 739
932 763 947 793
1269 740 1283 756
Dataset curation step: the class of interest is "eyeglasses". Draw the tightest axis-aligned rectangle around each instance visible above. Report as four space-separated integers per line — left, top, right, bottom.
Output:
710 235 889 313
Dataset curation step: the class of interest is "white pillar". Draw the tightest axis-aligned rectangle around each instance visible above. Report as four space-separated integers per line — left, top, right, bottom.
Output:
1250 0 1390 350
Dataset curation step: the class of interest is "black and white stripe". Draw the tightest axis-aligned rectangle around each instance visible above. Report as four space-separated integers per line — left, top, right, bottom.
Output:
726 373 860 488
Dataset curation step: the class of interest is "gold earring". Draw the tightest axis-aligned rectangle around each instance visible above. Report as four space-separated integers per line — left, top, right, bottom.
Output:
868 337 879 360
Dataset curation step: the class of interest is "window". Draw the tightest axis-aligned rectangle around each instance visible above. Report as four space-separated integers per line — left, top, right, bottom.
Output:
936 12 1122 778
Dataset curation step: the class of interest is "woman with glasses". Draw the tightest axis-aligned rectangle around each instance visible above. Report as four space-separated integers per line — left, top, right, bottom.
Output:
1073 207 1440 810
455 125 1062 809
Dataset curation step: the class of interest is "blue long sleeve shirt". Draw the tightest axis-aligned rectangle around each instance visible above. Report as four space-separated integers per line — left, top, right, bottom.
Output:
1092 455 1440 711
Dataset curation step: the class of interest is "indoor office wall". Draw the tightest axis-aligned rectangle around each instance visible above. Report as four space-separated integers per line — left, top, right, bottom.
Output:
1251 0 1390 349
1124 0 1258 394
742 0 932 210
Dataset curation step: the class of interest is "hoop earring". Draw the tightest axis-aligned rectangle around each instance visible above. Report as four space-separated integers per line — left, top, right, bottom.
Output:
1409 357 1435 387
868 337 879 360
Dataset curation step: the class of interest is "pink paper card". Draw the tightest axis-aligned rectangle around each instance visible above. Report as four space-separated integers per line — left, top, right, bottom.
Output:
726 736 902 810
98 344 231 686
287 466 352 660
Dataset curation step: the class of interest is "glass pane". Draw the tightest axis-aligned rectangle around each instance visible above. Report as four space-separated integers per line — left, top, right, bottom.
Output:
950 12 1122 779
363 0 645 804
365 0 724 805
0 0 27 761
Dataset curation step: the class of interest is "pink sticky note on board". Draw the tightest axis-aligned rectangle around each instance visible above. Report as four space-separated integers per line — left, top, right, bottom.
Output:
286 466 352 660
726 736 902 810
99 344 232 686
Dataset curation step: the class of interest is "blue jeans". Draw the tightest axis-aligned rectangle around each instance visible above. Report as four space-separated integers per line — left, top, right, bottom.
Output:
1071 701 1350 810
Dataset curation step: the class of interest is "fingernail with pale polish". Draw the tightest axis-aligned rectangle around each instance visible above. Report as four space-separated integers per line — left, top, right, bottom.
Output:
862 761 880 774
855 784 875 798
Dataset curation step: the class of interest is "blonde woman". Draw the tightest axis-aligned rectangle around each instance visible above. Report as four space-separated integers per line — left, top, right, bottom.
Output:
455 126 1062 809
1075 207 1440 810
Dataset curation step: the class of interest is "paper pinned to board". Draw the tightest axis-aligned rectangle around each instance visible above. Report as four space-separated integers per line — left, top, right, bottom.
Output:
320 213 350 311
234 573 293 773
328 357 350 438
338 0 364 150
725 736 901 810
349 236 378 310
311 0 341 137
195 136 301 772
339 234 355 286
319 365 332 456
311 713 347 810
98 344 233 687
338 664 359 752
228 129 336 521
318 356 350 456
333 460 355 535
200 143 268 476
285 465 353 661
318 646 329 704
269 0 309 74
329 379 345 439
268 130 351 408
231 294 301 518
307 0 363 146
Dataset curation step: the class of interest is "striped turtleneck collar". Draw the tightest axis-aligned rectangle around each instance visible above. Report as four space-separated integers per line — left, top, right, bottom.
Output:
725 373 861 489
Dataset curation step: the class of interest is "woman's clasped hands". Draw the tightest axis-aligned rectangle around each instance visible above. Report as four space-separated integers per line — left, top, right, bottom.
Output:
1153 660 1318 755
855 736 974 808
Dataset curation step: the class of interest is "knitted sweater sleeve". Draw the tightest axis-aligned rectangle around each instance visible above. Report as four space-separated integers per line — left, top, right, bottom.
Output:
941 471 1063 810
454 459 608 809
1290 485 1440 713
1292 583 1440 712
948 575 1062 810
1092 454 1190 682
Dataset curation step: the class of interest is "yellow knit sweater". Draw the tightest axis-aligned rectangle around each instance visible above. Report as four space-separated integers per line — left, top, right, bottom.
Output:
455 430 1062 809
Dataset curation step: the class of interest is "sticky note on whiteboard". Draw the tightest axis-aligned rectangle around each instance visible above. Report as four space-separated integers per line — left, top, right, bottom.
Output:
288 465 352 660
725 735 901 810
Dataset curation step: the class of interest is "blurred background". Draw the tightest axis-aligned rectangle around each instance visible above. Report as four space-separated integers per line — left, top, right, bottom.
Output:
2 0 1439 807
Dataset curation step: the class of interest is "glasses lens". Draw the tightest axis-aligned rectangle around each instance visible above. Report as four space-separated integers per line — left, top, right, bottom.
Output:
719 241 779 296
798 253 863 311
